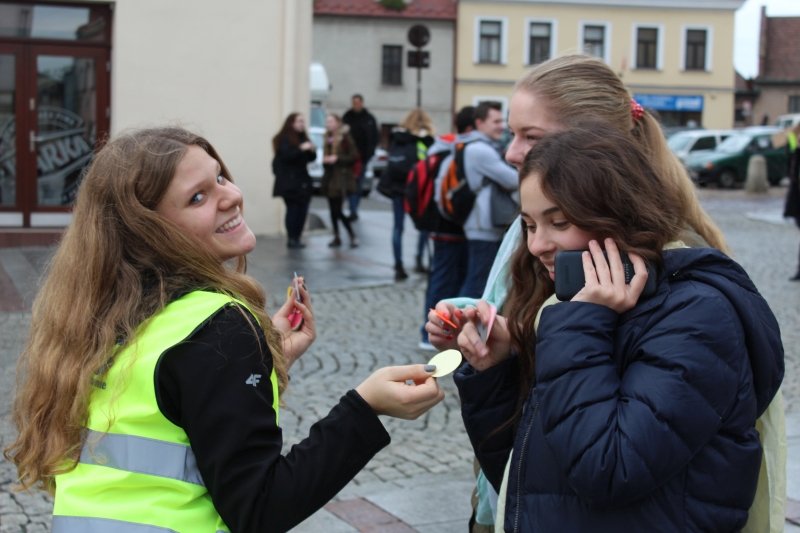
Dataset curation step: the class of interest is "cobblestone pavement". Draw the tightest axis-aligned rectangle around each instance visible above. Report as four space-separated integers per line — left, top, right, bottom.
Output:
0 187 799 531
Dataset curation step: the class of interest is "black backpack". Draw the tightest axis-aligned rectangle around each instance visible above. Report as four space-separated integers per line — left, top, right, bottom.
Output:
378 137 420 198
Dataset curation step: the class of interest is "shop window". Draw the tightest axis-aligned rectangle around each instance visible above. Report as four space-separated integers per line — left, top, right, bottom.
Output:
0 3 109 43
382 45 402 86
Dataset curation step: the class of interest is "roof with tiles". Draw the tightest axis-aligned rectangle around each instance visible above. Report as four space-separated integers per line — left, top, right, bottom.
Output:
313 0 456 20
758 14 800 82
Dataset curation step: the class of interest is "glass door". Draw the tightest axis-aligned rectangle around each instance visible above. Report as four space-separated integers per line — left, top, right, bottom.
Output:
31 47 107 209
1 45 109 226
0 44 21 222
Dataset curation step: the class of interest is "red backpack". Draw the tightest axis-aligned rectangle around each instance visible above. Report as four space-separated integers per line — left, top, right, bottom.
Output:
403 150 449 232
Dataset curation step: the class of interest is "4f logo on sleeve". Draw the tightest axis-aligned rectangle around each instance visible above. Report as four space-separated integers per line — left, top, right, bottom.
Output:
245 373 262 387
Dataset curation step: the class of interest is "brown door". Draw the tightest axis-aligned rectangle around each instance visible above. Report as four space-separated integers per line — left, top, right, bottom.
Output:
2 45 109 227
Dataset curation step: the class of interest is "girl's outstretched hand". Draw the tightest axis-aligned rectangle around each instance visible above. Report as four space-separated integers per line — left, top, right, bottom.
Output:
457 300 512 372
272 277 316 368
355 365 445 420
572 238 648 314
425 301 465 350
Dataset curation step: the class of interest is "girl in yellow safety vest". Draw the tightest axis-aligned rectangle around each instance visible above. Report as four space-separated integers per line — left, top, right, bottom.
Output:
5 127 444 533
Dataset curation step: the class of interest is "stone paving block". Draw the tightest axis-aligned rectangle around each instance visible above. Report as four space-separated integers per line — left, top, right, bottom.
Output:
324 497 411 531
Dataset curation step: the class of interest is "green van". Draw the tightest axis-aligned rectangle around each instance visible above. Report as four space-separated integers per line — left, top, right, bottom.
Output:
685 126 788 188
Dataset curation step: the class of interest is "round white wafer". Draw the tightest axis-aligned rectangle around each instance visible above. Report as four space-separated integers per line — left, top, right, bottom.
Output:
427 349 463 378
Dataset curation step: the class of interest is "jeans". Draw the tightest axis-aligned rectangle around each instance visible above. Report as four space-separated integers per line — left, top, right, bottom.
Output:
347 162 368 216
459 239 501 298
283 195 311 242
391 196 405 267
421 236 468 341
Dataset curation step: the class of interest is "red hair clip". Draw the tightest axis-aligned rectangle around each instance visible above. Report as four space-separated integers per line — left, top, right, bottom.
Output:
630 99 645 122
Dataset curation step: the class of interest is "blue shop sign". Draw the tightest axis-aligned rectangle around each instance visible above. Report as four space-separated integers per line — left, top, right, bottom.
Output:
633 94 704 112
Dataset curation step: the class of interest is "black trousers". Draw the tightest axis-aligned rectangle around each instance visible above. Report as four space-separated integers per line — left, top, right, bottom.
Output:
283 195 311 242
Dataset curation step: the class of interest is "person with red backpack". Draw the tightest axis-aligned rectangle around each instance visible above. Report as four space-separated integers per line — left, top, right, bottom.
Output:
414 106 476 350
379 108 435 281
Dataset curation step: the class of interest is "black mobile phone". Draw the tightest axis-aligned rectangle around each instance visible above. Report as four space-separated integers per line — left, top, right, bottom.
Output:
554 250 657 301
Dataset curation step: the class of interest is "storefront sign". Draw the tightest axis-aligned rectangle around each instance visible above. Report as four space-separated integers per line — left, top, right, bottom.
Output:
633 94 704 112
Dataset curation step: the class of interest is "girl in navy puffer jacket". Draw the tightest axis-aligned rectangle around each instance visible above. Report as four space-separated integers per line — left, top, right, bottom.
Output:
454 125 784 532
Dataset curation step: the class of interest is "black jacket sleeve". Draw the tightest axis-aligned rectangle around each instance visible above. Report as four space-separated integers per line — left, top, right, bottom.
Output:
156 305 390 533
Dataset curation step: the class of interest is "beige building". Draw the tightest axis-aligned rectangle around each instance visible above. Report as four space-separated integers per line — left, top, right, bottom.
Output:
0 0 312 237
456 0 744 129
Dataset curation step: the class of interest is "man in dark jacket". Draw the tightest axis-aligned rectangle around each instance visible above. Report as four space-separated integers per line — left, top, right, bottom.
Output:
342 94 379 221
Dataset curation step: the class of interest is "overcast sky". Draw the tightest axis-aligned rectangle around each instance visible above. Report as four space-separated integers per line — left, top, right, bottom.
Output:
734 0 800 78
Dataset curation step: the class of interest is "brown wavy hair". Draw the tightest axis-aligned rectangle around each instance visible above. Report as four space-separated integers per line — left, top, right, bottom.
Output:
4 127 287 493
272 112 310 153
514 54 727 252
503 125 685 432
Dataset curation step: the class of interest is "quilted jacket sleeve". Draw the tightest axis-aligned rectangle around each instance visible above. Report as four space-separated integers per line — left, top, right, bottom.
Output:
535 289 747 507
454 357 520 490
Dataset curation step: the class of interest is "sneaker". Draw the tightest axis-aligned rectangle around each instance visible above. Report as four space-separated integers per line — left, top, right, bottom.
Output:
395 267 409 281
418 341 436 352
347 213 359 222
350 237 359 248
328 237 342 248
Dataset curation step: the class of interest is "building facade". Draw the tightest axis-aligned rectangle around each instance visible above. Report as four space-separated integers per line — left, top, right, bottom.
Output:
313 0 456 142
456 0 743 129
0 0 312 236
748 7 800 127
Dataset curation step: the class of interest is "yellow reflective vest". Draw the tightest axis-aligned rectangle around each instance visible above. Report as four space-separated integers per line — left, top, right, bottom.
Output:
52 291 279 533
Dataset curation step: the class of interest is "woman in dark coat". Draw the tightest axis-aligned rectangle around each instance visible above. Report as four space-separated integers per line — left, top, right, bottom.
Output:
454 126 783 532
321 113 359 248
272 112 316 249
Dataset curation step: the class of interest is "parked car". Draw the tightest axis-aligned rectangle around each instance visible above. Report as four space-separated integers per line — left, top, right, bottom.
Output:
685 126 787 188
306 128 381 197
775 113 800 130
667 129 733 165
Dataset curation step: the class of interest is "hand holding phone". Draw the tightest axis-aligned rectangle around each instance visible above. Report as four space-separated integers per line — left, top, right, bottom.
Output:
554 249 656 302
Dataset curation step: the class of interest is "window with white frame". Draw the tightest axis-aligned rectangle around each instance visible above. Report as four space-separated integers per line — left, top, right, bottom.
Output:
581 23 608 61
527 21 553 65
381 45 402 86
789 96 800 114
636 27 658 69
684 28 708 71
478 19 503 64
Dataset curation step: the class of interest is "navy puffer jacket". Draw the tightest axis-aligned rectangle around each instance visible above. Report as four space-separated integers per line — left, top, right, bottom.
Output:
455 247 784 532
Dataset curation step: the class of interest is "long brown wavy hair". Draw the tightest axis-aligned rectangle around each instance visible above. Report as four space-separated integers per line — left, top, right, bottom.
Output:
4 127 287 493
514 54 727 253
503 125 686 432
272 112 309 153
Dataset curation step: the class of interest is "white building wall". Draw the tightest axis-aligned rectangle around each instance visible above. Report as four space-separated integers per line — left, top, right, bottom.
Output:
313 17 454 138
83 0 312 235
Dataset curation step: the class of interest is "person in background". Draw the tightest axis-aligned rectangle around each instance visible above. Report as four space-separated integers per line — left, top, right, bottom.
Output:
383 108 435 281
784 123 800 280
454 124 783 531
271 112 315 249
321 113 360 248
417 105 476 351
4 126 444 533
343 93 379 222
425 54 784 533
457 101 519 298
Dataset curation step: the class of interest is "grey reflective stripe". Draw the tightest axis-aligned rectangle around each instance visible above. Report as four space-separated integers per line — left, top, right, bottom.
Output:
80 430 204 486
52 515 178 532
53 516 226 533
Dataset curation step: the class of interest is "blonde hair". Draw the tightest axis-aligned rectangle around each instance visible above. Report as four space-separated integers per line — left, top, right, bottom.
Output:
400 108 436 137
515 54 728 252
4 127 287 492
